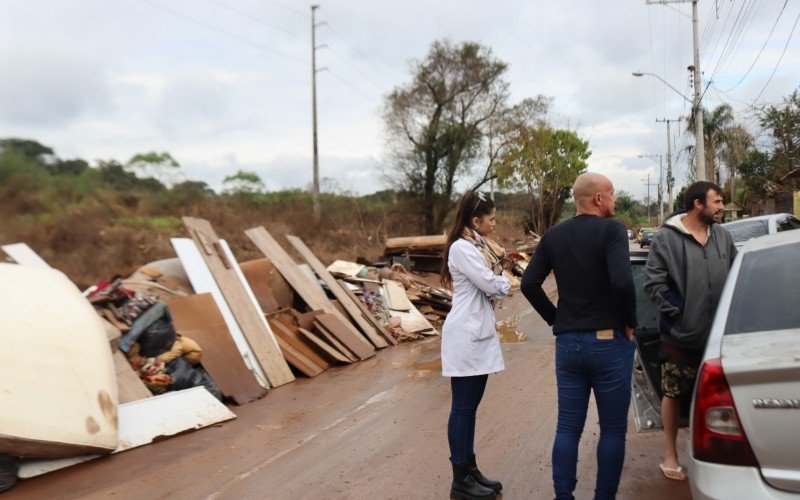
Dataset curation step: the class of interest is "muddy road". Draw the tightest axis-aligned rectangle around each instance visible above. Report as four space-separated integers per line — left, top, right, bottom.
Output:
9 289 690 499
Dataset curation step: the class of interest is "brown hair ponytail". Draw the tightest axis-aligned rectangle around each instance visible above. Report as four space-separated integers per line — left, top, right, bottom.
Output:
440 190 496 289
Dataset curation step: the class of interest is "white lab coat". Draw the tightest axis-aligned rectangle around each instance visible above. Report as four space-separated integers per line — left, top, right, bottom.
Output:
441 239 510 377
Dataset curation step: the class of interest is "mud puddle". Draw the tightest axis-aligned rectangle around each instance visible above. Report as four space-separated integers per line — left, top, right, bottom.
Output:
412 358 442 371
496 313 528 343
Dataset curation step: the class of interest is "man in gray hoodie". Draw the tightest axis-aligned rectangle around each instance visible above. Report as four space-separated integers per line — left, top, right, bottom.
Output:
644 181 737 481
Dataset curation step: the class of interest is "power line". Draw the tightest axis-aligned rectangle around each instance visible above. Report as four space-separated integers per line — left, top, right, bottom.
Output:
324 22 402 82
138 0 308 66
264 0 308 19
326 69 380 104
748 9 800 107
723 0 789 92
327 47 388 92
205 0 308 41
707 0 759 86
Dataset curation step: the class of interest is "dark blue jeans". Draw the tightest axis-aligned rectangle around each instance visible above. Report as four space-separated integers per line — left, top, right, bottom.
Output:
448 374 489 465
553 330 634 500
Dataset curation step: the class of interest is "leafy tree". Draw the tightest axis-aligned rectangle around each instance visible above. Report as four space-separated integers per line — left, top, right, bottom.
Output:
383 39 511 233
97 159 165 192
686 104 739 183
0 138 54 163
223 170 265 195
496 126 590 234
126 151 181 187
172 180 215 196
50 158 89 176
736 149 773 197
760 88 799 180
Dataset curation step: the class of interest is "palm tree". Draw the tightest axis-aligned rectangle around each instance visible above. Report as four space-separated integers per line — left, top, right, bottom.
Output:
686 104 735 184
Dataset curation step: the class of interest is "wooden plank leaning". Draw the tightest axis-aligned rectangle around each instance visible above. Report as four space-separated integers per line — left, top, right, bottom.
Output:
182 217 295 388
285 235 389 349
245 226 375 356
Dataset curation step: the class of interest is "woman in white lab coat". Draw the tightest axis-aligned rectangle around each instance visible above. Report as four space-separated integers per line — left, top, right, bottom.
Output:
440 190 510 500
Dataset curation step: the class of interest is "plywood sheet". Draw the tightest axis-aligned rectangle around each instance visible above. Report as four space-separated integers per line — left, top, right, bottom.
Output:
183 218 294 388
297 328 351 364
245 227 374 353
18 387 236 478
240 258 290 313
390 302 438 335
286 235 388 348
166 293 267 404
312 322 357 362
269 319 330 370
274 335 323 378
315 313 375 360
172 238 268 389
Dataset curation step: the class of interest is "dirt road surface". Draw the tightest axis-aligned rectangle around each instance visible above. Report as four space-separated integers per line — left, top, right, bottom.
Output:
9 288 690 499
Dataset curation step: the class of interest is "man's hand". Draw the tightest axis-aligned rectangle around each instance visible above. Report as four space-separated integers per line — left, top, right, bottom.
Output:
625 326 634 341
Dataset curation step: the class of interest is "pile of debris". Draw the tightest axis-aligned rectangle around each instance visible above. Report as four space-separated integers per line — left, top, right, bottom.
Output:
0 220 464 491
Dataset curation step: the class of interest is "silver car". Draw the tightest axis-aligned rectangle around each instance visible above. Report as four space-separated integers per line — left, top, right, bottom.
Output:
688 229 800 499
722 213 800 249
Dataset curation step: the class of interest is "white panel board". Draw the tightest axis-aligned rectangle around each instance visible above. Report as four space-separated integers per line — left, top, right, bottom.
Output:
171 238 268 388
1 243 51 269
18 387 236 478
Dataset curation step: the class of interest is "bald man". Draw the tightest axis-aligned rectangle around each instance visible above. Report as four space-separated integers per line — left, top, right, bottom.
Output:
521 172 637 500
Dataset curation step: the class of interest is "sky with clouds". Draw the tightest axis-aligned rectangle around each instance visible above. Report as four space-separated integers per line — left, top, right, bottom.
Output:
1 0 798 201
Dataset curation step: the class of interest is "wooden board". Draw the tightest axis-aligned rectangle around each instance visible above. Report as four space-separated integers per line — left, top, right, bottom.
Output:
240 258 291 312
245 227 375 353
182 218 294 388
166 293 268 404
338 281 397 345
114 351 152 404
172 238 269 389
326 260 365 277
384 234 447 253
268 319 331 369
314 313 375 360
297 328 352 364
383 279 413 311
286 235 389 349
312 322 357 362
274 335 323 377
390 302 438 334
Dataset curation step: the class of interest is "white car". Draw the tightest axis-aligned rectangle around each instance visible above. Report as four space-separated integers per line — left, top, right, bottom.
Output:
721 213 800 249
688 229 800 499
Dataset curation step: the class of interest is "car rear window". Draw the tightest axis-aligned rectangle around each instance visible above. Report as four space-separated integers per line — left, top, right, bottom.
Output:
724 243 800 335
724 220 768 243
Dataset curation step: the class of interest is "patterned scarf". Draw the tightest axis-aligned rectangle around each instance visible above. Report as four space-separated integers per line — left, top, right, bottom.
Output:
460 227 506 276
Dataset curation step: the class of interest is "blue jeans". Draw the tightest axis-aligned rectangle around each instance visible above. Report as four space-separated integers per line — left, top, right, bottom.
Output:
448 375 489 465
553 330 634 500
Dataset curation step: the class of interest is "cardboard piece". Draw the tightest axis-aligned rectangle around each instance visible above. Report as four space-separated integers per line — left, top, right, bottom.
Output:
166 293 268 404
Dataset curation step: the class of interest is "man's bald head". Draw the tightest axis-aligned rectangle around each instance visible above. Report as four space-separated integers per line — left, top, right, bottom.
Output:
573 172 616 218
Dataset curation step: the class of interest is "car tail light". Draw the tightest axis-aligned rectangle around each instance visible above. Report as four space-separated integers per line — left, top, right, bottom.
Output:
693 358 759 466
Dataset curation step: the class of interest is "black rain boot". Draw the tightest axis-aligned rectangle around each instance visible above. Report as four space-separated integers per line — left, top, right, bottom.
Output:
451 461 496 499
467 453 503 493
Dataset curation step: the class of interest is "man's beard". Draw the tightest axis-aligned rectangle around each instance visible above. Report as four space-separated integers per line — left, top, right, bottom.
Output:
700 208 720 225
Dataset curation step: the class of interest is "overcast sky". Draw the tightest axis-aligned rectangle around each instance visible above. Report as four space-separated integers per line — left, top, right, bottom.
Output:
1 0 798 201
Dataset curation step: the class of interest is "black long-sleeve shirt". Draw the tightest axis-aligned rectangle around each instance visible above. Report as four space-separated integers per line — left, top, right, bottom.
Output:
521 214 637 333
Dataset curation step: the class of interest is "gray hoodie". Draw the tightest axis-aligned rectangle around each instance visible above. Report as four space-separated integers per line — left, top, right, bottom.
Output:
644 213 737 350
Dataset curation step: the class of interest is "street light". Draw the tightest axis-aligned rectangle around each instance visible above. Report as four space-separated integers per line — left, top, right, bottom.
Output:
632 70 707 182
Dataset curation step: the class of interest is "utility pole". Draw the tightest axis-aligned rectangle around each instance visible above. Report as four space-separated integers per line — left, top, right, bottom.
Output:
640 154 664 223
690 0 707 182
311 4 321 223
656 118 680 214
642 173 657 225
645 0 706 182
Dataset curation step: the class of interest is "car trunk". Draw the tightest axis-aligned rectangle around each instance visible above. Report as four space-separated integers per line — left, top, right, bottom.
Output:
722 329 800 493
